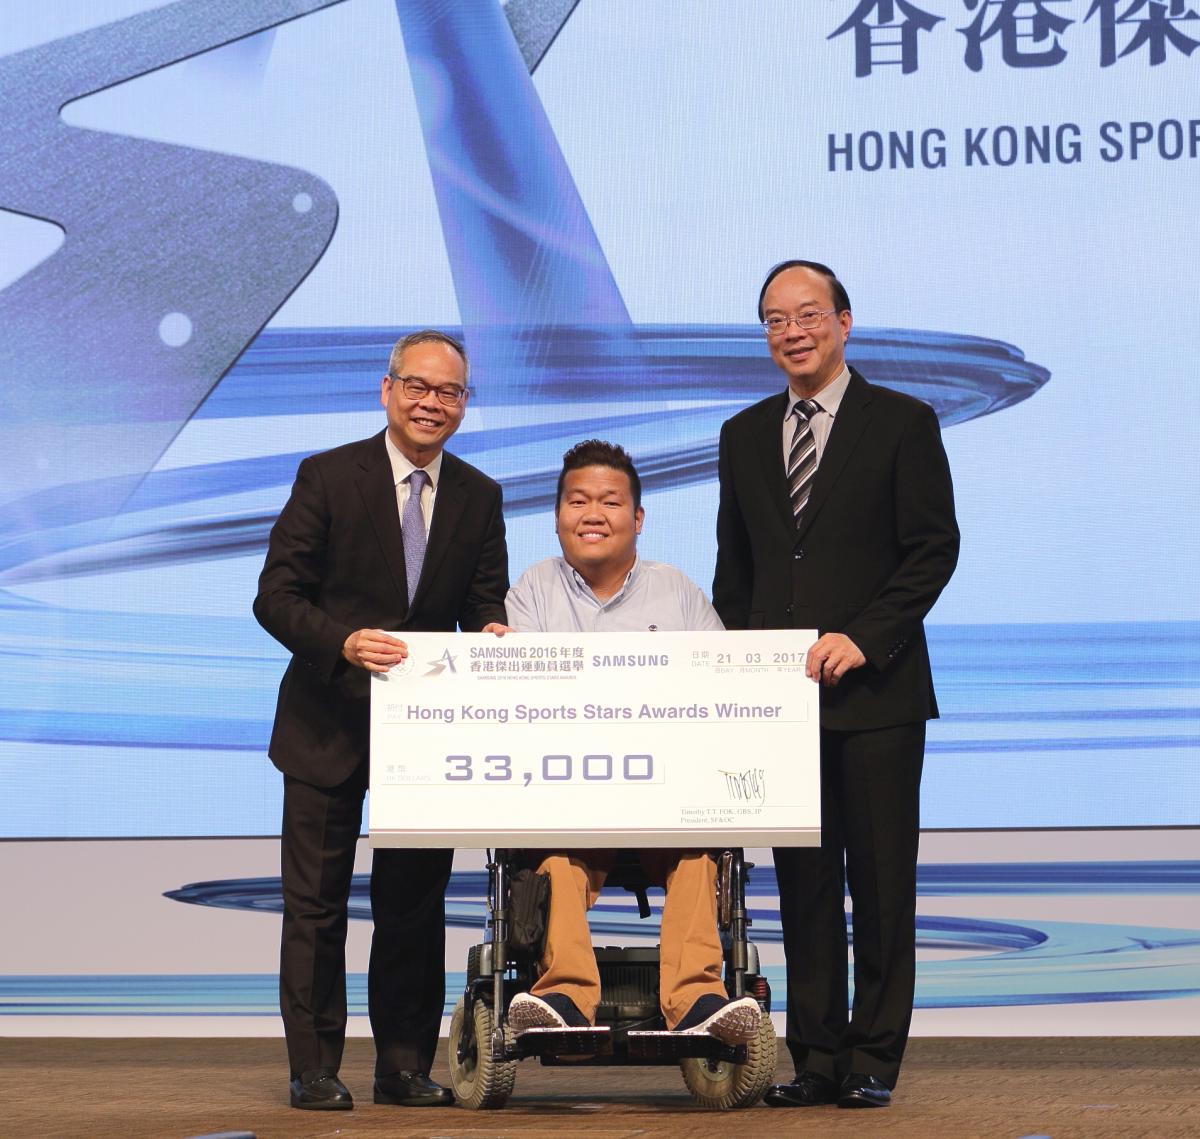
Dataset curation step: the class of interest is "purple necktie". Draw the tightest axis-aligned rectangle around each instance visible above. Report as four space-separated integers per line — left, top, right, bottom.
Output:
402 469 428 605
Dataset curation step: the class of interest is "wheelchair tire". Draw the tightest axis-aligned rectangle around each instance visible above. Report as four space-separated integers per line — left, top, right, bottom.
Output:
679 1012 777 1109
447 997 516 1110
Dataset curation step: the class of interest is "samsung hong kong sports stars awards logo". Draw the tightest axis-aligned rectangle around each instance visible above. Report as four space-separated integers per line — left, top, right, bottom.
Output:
385 647 456 678
424 649 457 676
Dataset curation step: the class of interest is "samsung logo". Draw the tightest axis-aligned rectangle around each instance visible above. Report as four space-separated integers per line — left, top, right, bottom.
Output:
591 653 670 668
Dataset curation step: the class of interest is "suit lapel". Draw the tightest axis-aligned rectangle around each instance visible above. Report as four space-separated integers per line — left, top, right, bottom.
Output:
355 431 410 611
753 392 798 538
413 451 468 611
797 369 873 542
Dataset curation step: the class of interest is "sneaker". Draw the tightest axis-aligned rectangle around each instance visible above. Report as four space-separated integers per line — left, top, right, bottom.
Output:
673 994 760 1045
508 991 590 1032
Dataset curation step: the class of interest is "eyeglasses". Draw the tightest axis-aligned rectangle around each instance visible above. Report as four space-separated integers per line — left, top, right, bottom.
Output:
390 375 469 407
762 310 836 336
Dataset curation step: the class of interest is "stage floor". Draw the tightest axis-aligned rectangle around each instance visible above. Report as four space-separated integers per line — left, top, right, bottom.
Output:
4 1036 1198 1138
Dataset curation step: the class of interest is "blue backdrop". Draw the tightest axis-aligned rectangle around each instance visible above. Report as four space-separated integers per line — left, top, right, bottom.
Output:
1 0 1197 837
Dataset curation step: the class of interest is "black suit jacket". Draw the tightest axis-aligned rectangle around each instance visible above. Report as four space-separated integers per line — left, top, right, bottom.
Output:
713 369 959 731
254 430 508 786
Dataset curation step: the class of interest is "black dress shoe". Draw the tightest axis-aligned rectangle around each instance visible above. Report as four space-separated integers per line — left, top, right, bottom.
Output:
373 1070 455 1107
764 1070 838 1107
838 1072 892 1108
289 1068 353 1110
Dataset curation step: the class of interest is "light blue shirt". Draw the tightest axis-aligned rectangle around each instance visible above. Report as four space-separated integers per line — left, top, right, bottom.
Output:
505 556 724 633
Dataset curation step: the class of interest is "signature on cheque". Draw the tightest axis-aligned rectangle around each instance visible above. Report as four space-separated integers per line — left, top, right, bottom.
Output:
719 767 767 805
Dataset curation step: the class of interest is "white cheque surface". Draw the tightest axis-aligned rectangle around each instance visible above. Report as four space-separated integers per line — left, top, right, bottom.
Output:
369 630 820 848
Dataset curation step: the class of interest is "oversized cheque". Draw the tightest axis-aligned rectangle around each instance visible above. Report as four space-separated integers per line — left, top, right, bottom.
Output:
369 630 821 847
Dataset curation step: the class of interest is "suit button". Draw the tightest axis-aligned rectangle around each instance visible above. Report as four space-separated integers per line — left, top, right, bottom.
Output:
785 605 793 617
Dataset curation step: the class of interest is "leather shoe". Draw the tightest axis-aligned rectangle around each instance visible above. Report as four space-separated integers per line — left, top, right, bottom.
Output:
838 1072 892 1108
373 1070 455 1107
289 1068 353 1110
764 1069 838 1107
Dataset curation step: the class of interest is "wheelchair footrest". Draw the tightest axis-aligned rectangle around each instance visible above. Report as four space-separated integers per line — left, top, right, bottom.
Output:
513 1026 613 1058
626 1031 747 1063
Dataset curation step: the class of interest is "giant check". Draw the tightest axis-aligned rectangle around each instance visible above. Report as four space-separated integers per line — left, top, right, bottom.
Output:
369 630 820 847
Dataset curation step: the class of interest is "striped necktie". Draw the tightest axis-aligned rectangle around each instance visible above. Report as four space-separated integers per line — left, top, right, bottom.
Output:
402 469 428 605
786 399 822 526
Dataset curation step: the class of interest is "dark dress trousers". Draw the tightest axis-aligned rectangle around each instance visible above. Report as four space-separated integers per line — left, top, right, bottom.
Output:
254 430 508 1079
713 369 958 1087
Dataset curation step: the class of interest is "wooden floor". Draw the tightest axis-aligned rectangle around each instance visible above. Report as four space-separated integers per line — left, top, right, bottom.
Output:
4 1036 1198 1139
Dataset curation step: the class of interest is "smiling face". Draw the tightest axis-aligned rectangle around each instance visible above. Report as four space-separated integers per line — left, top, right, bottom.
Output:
555 465 644 585
761 265 853 397
380 339 468 465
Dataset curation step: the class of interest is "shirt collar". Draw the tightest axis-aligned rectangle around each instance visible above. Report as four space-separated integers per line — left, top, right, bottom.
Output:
785 363 851 419
565 555 640 604
384 432 443 489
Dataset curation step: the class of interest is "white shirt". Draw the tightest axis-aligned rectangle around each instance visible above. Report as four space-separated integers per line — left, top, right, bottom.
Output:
384 432 442 534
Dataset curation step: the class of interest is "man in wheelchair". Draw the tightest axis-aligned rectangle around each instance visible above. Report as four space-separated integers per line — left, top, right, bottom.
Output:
501 439 761 1046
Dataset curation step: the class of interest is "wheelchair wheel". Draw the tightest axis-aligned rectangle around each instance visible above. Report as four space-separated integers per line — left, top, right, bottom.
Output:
679 1013 777 1109
447 997 516 1109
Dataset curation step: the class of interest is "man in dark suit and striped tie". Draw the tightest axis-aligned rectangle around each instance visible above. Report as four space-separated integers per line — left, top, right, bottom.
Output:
713 261 959 1109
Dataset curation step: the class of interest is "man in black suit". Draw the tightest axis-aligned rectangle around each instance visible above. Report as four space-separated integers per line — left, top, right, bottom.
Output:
713 262 959 1109
254 329 509 1110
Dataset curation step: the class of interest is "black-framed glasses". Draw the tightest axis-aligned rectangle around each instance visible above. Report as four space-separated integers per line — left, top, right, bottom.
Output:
762 309 835 336
390 375 470 407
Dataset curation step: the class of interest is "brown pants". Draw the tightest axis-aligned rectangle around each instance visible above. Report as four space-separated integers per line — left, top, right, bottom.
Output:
529 850 726 1028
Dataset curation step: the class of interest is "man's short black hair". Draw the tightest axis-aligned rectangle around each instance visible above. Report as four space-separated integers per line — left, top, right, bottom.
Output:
556 439 642 511
757 260 852 321
388 328 469 380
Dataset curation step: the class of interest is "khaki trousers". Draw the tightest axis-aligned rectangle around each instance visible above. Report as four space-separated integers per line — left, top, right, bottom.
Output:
529 850 726 1028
